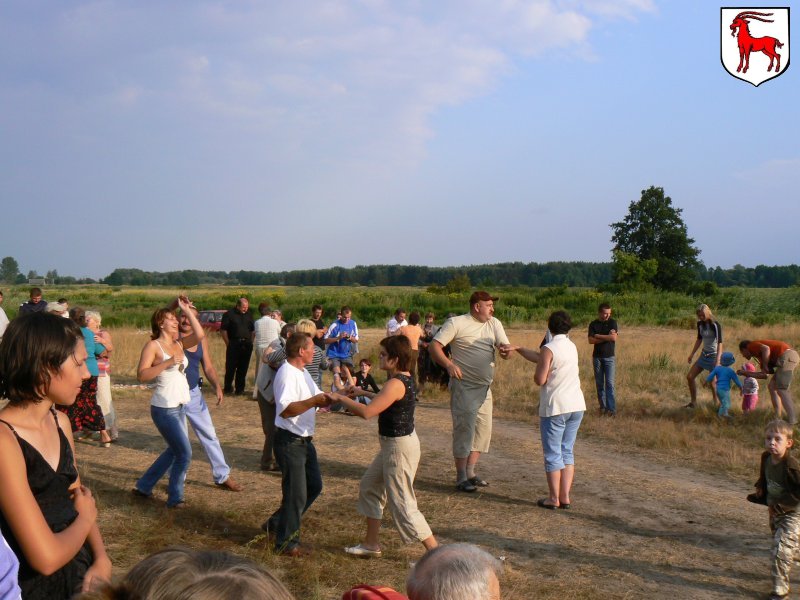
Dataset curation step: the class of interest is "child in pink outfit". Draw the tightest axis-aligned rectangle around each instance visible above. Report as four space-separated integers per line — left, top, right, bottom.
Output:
741 362 760 412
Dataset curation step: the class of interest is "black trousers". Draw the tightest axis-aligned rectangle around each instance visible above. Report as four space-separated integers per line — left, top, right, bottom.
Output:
266 428 323 551
224 340 252 394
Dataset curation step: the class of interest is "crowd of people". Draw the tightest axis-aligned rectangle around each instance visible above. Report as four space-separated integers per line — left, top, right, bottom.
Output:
0 286 798 598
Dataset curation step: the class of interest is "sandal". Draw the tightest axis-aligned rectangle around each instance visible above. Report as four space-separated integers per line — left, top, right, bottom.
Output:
344 544 382 558
468 476 488 487
456 480 477 493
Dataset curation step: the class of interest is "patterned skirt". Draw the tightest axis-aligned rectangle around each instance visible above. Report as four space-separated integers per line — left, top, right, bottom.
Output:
58 376 106 432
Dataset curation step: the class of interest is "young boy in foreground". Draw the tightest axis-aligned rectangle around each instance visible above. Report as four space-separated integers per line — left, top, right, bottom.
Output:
748 420 800 599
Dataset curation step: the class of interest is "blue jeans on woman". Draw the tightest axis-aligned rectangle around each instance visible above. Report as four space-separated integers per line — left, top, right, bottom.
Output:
592 356 616 414
135 404 192 507
540 410 584 472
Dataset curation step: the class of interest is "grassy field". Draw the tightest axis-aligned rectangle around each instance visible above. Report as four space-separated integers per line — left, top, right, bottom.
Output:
75 321 799 598
1 283 798 328
3 284 799 597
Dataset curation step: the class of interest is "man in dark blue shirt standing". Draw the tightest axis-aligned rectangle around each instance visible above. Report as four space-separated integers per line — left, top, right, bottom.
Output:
588 303 618 416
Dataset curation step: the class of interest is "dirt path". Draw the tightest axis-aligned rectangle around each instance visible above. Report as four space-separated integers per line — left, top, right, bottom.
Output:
81 392 771 599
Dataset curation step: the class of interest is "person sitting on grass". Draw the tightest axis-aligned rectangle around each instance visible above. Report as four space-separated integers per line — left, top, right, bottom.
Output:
330 335 439 558
353 358 380 404
747 420 800 600
705 351 742 419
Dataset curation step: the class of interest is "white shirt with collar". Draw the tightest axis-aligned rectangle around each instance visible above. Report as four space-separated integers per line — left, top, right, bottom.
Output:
386 317 408 336
274 362 322 437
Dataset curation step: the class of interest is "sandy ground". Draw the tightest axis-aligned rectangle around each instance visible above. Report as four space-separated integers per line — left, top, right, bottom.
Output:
77 386 774 599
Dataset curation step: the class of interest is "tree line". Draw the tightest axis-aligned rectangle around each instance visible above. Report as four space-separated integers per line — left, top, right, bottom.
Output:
3 186 798 291
91 262 800 289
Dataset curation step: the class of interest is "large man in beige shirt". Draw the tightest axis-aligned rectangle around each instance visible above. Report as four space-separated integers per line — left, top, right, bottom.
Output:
430 291 512 492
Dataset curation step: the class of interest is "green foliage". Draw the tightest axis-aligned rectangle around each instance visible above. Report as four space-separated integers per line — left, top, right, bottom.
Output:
610 250 657 291
0 256 20 284
611 186 701 291
1 284 797 328
445 274 471 294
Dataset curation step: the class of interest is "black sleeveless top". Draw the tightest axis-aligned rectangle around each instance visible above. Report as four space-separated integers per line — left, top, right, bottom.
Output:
0 409 93 599
378 373 416 437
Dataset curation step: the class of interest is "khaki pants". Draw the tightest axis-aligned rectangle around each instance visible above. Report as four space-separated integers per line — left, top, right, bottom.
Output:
357 431 433 544
770 509 800 595
450 379 493 458
774 349 799 391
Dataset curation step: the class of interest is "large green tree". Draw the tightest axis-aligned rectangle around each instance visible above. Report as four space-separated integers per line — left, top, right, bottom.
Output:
611 186 701 291
0 256 20 284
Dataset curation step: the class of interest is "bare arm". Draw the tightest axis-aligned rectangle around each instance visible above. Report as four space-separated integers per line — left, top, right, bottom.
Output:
63 410 111 591
177 298 205 348
0 423 97 576
279 393 330 418
533 347 553 386
137 340 178 383
334 378 406 420
200 337 224 405
429 340 462 380
511 346 541 364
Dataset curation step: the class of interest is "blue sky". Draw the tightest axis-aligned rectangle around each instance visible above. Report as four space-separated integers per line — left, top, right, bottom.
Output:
1 1 796 279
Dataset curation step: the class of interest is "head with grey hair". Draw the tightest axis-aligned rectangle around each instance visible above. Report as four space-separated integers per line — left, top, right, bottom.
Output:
406 543 501 600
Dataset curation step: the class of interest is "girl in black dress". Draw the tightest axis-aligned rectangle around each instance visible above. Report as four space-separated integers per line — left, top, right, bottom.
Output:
0 313 110 598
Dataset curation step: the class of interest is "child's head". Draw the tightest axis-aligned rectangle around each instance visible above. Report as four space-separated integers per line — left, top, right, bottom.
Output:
81 547 296 600
765 420 794 458
720 352 735 367
359 358 372 373
743 361 756 373
0 312 85 406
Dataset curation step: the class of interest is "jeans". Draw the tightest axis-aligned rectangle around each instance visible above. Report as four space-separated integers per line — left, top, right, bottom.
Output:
136 404 192 507
592 356 616 413
540 411 584 472
717 388 731 417
266 428 323 551
186 386 231 484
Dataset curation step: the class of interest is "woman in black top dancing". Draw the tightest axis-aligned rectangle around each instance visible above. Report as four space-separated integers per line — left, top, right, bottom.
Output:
332 335 438 558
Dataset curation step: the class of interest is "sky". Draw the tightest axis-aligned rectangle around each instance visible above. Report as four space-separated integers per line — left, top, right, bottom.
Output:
1 0 797 280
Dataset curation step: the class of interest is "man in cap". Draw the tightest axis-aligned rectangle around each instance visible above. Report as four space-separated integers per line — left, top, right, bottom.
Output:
430 291 512 492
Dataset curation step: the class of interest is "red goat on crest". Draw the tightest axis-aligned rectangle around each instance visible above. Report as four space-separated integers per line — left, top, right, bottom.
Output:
729 11 783 74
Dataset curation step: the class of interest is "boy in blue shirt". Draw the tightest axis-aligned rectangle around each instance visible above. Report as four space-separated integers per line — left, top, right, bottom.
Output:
706 351 742 418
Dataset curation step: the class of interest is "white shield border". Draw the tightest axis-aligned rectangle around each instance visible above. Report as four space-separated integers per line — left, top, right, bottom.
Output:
721 6 791 87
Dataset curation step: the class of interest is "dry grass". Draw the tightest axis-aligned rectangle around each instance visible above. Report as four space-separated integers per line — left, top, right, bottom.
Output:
75 323 799 597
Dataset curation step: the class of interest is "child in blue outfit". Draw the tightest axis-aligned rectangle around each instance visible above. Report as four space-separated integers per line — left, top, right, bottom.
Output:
707 351 742 418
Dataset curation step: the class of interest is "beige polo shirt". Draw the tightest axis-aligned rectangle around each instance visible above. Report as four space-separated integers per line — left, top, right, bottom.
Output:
433 314 509 386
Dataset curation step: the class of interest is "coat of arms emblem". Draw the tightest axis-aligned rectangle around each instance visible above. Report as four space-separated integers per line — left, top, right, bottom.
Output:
721 7 790 86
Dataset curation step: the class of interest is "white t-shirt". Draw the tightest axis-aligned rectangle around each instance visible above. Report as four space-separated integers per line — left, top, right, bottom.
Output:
254 316 281 350
0 308 8 340
433 314 510 385
386 317 408 336
274 362 322 437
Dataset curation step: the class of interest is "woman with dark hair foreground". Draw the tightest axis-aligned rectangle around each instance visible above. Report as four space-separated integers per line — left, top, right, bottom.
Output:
510 311 586 510
0 312 110 598
331 335 439 558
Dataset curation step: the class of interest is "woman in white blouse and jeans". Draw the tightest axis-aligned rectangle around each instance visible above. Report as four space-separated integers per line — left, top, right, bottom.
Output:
512 311 586 510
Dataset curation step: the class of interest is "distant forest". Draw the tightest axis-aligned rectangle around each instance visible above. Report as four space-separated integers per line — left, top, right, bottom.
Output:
99 262 800 288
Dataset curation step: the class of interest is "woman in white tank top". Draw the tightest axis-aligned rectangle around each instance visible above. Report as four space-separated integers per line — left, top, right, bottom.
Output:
132 297 204 508
510 311 586 510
